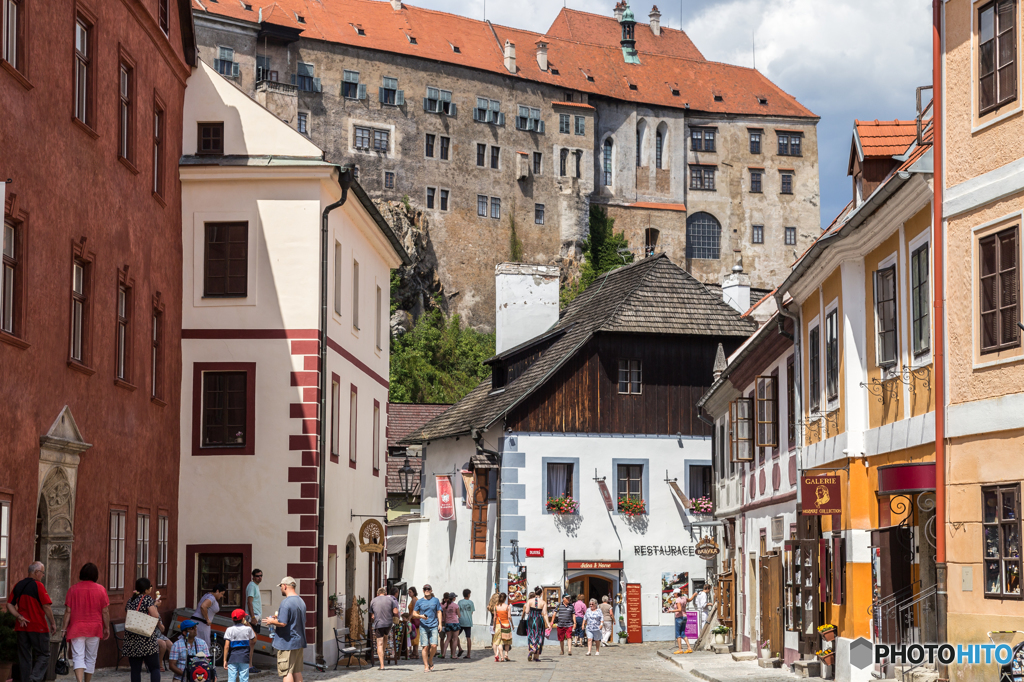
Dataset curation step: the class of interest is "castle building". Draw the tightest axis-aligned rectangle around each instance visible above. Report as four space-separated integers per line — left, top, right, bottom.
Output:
191 0 821 330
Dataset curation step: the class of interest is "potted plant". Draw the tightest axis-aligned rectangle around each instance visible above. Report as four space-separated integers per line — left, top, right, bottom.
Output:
617 629 629 642
617 496 646 517
0 611 16 682
546 495 579 515
691 496 714 519
817 623 837 642
817 648 835 667
711 624 730 645
328 594 337 609
759 639 771 659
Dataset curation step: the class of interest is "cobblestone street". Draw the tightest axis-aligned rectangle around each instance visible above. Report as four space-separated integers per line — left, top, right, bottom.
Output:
87 644 802 682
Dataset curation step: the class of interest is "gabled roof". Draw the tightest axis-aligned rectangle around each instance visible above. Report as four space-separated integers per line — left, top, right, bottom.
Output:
193 0 816 119
387 403 452 448
401 254 756 444
849 119 918 173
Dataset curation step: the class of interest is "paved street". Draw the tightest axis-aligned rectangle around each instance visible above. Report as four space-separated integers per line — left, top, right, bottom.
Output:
88 645 799 682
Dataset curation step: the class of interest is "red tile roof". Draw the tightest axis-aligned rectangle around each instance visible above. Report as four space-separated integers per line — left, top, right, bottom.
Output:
854 119 918 159
627 201 686 212
552 101 595 110
387 402 452 448
193 0 817 119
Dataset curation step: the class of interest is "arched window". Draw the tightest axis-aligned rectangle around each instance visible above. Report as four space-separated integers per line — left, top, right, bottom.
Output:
656 122 668 170
645 228 660 257
686 212 721 260
560 148 569 177
636 119 647 167
603 138 613 186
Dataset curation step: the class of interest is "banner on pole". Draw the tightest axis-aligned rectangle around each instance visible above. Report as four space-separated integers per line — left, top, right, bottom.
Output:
436 475 455 520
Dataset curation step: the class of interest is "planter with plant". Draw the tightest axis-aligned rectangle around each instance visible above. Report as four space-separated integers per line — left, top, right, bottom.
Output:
817 623 837 642
546 495 579 515
711 624 730 644
617 629 629 641
0 611 16 682
758 639 771 659
617 496 647 517
690 496 714 520
816 648 835 666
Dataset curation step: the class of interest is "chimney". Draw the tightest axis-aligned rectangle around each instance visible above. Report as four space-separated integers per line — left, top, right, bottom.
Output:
649 5 661 36
613 1 624 21
535 40 548 72
712 343 727 382
389 0 402 9
503 40 516 74
722 261 751 314
495 263 560 355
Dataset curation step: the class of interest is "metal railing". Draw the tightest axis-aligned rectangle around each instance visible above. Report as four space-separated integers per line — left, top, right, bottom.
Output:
871 581 938 680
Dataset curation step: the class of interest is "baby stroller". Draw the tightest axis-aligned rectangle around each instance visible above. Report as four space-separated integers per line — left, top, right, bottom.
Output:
185 651 217 682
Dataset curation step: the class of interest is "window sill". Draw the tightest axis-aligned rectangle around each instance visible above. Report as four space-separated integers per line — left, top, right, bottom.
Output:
0 331 30 350
193 445 254 457
152 191 167 208
349 459 357 469
151 396 168 408
72 117 100 140
68 359 96 376
373 468 380 477
330 454 339 464
114 378 138 392
119 156 140 175
1 60 32 91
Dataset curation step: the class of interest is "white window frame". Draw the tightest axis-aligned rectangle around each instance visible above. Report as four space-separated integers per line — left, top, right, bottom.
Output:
0 500 9 598
156 515 168 587
332 380 340 456
109 510 126 590
908 230 933 368
349 386 358 464
372 401 380 471
807 313 821 414
873 252 899 374
333 241 342 318
824 300 840 410
352 259 360 332
375 284 383 351
136 513 150 580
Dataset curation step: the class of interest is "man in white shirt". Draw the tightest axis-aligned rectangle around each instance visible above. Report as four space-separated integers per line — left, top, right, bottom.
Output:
245 569 263 673
693 584 712 638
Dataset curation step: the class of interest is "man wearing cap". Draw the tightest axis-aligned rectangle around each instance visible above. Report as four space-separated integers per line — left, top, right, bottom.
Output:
262 578 306 682
169 620 211 682
411 585 441 672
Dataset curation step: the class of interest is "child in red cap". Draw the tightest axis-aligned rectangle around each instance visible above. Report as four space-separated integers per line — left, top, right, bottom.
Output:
223 609 256 682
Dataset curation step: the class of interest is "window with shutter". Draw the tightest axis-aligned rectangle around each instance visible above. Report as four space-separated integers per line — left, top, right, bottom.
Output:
342 70 360 99
380 77 398 105
808 325 821 412
911 243 931 356
756 376 778 448
559 113 570 134
471 471 489 559
978 0 1017 114
825 309 839 400
980 226 1020 354
729 398 754 462
874 266 897 367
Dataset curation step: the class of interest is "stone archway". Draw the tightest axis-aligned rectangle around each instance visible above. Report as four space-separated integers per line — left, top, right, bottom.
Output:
36 407 92 626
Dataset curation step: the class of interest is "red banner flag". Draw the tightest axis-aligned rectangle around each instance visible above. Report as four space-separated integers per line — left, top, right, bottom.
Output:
597 480 614 511
436 475 455 521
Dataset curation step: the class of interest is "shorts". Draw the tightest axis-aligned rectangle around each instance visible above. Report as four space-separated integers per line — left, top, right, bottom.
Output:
556 627 572 642
420 627 439 646
586 630 600 640
443 623 461 633
674 617 688 639
374 626 392 640
460 626 472 638
276 649 303 678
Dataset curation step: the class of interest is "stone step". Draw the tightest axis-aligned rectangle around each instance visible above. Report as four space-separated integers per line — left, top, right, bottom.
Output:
711 644 732 655
758 657 784 668
731 651 757 662
793 659 821 678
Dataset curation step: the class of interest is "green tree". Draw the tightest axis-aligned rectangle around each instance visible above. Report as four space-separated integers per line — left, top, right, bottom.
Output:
389 305 496 404
561 205 633 306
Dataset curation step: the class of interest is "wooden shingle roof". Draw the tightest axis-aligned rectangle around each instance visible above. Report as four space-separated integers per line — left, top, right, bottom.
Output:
400 254 755 444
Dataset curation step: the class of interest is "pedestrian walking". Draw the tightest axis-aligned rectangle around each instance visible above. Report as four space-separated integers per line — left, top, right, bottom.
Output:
6 562 57 682
599 595 613 645
369 587 398 671
441 593 462 659
191 584 226 648
490 594 511 662
61 563 111 682
244 569 262 675
411 584 441 672
554 595 574 656
694 584 712 637
524 588 548 662
261 577 306 682
169 620 211 682
405 587 420 659
223 609 256 682
584 600 602 656
457 590 475 659
572 594 586 647
124 578 165 682
671 589 692 655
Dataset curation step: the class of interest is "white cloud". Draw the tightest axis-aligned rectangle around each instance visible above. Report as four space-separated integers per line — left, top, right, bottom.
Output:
409 0 932 226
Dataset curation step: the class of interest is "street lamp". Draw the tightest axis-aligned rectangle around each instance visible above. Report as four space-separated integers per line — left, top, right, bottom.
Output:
398 456 416 503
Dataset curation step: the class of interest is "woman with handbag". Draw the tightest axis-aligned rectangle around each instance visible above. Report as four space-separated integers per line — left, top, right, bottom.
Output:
524 587 549 662
61 563 110 682
491 593 512 662
124 577 165 682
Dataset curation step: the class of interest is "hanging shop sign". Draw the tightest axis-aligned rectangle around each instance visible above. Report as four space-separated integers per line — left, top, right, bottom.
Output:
460 470 475 509
800 475 842 516
358 519 384 553
525 548 544 558
436 475 456 520
597 480 614 511
695 536 721 559
625 583 643 643
566 561 623 570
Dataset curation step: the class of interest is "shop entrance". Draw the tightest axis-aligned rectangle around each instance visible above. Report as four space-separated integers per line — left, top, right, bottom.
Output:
566 574 614 605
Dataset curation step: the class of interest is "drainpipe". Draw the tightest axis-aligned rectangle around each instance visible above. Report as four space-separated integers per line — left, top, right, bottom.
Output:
931 0 948 676
315 166 352 669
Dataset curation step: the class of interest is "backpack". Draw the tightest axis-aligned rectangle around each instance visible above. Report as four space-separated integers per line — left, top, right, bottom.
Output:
185 649 217 682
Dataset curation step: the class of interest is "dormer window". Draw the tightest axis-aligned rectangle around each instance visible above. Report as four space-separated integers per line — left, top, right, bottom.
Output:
295 13 305 23
551 69 560 75
351 24 366 36
406 34 417 44
628 83 638 91
714 94 724 102
671 88 680 96
449 42 461 53
758 96 768 105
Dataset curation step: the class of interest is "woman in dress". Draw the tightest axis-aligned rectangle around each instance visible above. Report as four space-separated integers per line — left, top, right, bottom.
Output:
584 599 603 656
405 587 419 659
124 577 165 682
491 593 512 662
525 587 549 662
190 583 226 647
62 563 110 682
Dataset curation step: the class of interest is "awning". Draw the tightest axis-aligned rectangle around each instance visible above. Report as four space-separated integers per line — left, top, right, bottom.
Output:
470 453 499 469
876 462 935 495
386 536 407 555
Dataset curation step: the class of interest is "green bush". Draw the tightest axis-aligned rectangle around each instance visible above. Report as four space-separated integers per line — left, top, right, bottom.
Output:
0 610 17 663
561 205 633 307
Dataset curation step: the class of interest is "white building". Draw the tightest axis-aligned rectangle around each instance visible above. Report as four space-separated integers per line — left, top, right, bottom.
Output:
401 256 755 643
176 60 408 663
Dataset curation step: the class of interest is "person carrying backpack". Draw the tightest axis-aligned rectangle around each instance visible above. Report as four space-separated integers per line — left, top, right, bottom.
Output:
6 562 57 682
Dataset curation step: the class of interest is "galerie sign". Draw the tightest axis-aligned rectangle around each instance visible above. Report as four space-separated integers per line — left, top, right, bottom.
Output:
436 475 455 520
800 475 842 516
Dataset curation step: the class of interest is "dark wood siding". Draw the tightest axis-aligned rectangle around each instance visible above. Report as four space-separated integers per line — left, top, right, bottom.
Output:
507 333 743 435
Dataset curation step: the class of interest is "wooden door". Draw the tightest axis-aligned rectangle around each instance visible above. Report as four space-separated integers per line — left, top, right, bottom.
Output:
716 571 734 627
767 553 784 657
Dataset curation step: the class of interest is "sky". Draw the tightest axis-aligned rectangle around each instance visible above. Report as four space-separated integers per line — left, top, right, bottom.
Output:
406 0 933 228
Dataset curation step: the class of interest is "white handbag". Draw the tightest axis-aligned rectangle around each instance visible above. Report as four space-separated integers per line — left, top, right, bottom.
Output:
125 597 160 637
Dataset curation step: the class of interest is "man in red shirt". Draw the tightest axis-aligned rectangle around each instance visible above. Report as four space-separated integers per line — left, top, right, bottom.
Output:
6 562 56 682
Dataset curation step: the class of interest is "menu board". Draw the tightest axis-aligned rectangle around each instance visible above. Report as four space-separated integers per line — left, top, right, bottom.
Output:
625 583 643 643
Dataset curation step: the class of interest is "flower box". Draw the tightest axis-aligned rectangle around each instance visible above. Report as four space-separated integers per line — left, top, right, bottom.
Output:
690 495 714 515
617 496 647 516
816 649 835 667
546 495 579 515
817 624 837 642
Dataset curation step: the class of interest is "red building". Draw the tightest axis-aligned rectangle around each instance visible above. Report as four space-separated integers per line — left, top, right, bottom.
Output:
0 0 195 664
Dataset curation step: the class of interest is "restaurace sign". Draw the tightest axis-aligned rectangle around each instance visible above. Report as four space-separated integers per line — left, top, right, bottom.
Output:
633 545 698 556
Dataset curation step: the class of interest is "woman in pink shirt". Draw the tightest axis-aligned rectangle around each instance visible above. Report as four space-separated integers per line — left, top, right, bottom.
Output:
61 563 111 682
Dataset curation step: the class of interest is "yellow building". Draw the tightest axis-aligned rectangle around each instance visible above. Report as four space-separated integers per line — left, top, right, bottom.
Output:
774 120 936 681
941 1 1024 679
